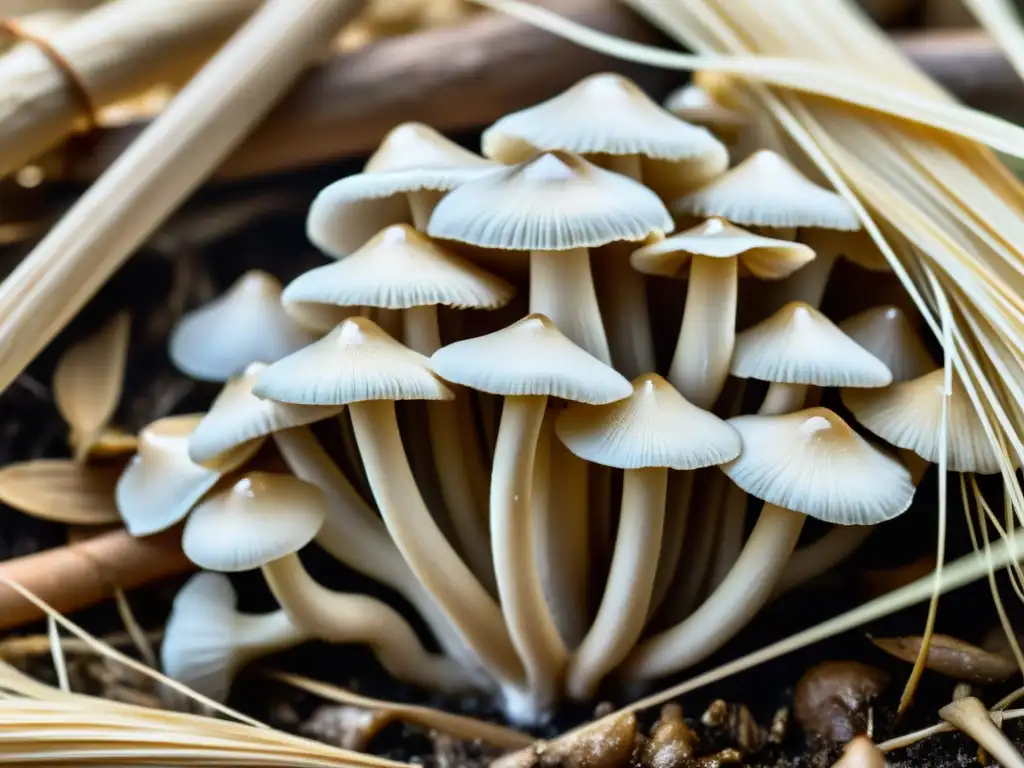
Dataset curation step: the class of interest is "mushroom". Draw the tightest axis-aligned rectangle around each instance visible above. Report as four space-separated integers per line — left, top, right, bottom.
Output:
481 72 727 376
793 661 889 744
168 270 315 382
115 413 262 537
430 313 632 717
830 737 886 768
187 362 477 676
630 218 815 409
663 83 747 144
555 373 741 699
940 697 1024 768
161 571 305 702
624 408 915 679
307 122 498 258
871 634 1018 683
253 317 526 710
428 150 672 364
182 472 475 693
281 223 517 588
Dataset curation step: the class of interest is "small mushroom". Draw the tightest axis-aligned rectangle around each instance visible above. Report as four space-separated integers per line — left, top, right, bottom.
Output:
625 409 914 680
168 270 315 383
830 736 886 768
940 697 1024 768
838 305 935 383
431 313 632 717
307 122 498 257
872 634 1018 683
428 150 672 364
663 83 747 143
115 414 262 536
161 571 306 702
556 373 740 700
630 218 814 408
793 661 889 744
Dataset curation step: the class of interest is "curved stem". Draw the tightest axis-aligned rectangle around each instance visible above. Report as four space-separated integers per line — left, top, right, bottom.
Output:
493 394 569 713
569 467 666 700
262 554 478 693
530 248 611 364
758 381 809 415
350 399 525 690
407 189 445 231
668 255 738 410
706 483 748 592
940 697 1024 768
625 504 806 680
648 471 696 616
233 610 306 667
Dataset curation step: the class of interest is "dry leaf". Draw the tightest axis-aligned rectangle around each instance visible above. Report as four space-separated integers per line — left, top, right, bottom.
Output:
0 459 123 525
53 312 131 462
71 427 138 459
872 634 1018 684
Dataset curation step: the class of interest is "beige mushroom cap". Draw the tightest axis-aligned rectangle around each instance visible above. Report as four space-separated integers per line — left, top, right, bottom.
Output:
430 314 632 405
555 373 741 470
732 302 892 387
722 407 915 525
841 369 1006 474
253 316 452 406
308 123 498 258
663 83 747 134
482 73 727 184
427 151 673 252
188 363 343 466
839 305 935 383
169 271 316 383
830 736 886 768
630 217 815 280
282 224 516 316
673 150 862 230
182 473 327 572
115 414 262 537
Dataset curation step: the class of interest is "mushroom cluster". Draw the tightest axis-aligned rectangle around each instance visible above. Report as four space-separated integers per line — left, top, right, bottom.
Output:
118 73 974 724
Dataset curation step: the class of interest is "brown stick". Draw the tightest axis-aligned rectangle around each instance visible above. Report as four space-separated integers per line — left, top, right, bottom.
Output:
0 528 192 631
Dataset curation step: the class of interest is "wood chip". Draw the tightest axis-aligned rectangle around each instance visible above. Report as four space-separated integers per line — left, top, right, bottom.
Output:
0 459 123 525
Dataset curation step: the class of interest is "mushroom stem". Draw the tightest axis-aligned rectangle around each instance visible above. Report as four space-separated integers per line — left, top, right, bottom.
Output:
940 697 1024 768
625 504 806 680
530 248 611 364
669 255 738 410
569 466 666 700
707 486 749 592
262 553 479 694
349 399 526 690
777 249 838 308
233 609 306 666
407 189 445 231
759 382 809 415
403 304 496 593
648 471 696 616
492 394 570 713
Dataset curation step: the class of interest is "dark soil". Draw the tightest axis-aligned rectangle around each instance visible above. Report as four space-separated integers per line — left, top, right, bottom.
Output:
2 158 1022 768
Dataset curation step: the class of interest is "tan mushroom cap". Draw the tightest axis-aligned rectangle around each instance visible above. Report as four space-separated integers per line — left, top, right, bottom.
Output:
115 414 262 537
426 151 673 252
555 373 741 470
253 316 453 406
188 363 343 466
841 369 1006 474
732 302 892 387
672 150 862 231
169 271 316 383
182 473 327 572
307 122 499 257
722 407 915 525
482 73 728 189
663 83 747 134
839 305 935 383
630 218 815 280
430 314 632 405
282 224 516 315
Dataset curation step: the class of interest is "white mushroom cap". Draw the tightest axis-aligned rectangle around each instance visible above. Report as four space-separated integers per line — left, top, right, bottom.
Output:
253 316 453 406
555 373 741 469
182 473 327 572
630 218 815 280
732 302 892 387
482 72 728 191
282 224 516 316
672 150 862 230
663 83 746 134
427 151 673 252
430 313 632 404
722 407 915 525
841 369 1007 474
188 363 343 466
307 123 498 258
169 271 316 383
115 414 261 537
839 305 935 383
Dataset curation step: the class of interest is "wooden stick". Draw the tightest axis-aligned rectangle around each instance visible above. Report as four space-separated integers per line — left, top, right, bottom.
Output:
0 0 365 397
0 0 263 178
0 528 192 631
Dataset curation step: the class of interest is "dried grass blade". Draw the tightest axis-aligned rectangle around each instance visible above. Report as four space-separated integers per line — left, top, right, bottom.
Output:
0 459 123 525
